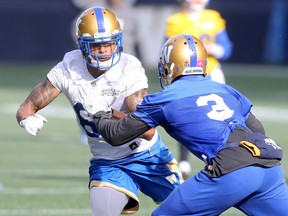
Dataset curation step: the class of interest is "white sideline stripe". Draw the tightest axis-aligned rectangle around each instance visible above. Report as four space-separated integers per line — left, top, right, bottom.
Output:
0 208 154 216
252 107 288 122
8 169 87 176
3 103 288 122
3 103 74 119
226 71 288 78
0 209 91 215
1 187 87 195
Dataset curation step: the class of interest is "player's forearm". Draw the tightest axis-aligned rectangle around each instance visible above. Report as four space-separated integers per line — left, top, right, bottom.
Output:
16 102 38 124
16 86 45 123
16 78 59 124
94 111 151 146
122 88 154 140
139 128 156 140
112 109 155 140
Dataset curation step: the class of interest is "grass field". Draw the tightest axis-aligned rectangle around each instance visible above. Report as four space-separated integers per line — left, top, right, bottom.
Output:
0 62 287 216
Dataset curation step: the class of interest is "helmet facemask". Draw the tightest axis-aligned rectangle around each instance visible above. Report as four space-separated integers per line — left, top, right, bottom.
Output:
158 57 173 89
78 32 123 70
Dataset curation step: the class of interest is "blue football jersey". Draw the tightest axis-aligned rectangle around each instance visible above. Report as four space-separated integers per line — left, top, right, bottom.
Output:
134 76 253 162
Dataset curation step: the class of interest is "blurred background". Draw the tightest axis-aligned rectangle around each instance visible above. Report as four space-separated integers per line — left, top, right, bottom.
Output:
1 0 288 67
0 0 287 216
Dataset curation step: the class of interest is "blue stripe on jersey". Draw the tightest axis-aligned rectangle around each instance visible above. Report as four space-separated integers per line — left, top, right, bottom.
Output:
185 35 197 66
94 8 105 33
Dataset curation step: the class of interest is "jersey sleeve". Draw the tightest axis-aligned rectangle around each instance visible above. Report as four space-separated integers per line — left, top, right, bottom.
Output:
47 50 80 93
133 93 167 128
47 61 67 92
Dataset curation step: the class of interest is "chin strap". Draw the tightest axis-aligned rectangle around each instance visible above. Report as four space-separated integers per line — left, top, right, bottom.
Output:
88 55 98 66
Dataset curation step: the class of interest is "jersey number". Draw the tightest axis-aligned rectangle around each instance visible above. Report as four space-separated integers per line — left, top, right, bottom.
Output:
196 94 234 121
74 103 100 137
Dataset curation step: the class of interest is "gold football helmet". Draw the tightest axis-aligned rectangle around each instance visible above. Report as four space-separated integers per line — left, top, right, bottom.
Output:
76 7 123 70
158 34 208 88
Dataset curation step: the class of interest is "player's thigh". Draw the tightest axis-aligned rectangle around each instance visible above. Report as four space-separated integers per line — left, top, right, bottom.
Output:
237 165 288 216
89 162 139 206
153 167 267 216
90 187 129 216
129 157 183 203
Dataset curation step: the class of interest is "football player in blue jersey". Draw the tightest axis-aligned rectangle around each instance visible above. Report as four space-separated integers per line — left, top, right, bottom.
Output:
164 0 233 179
92 34 288 215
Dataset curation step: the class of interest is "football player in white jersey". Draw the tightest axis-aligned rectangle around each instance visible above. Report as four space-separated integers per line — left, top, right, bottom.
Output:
16 7 183 216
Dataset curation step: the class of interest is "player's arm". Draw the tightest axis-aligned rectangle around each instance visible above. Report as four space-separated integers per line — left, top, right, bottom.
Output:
245 112 265 134
16 78 60 135
95 111 151 146
227 112 265 143
124 88 148 112
124 88 156 140
16 78 60 122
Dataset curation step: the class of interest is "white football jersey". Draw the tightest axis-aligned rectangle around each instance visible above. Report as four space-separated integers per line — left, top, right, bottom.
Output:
47 50 158 160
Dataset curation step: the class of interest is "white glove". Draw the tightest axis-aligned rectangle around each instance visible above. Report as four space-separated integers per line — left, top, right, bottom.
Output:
19 114 47 136
78 84 111 116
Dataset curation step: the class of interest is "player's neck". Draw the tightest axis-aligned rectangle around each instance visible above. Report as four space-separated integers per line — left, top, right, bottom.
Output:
87 65 107 78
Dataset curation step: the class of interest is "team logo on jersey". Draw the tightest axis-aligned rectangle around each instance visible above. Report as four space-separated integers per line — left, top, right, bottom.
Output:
102 88 120 96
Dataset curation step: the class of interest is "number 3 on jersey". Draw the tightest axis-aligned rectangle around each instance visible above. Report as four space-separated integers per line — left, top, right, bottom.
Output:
196 93 234 121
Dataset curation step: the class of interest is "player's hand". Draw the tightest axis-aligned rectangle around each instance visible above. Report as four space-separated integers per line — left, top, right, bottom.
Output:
19 114 47 136
78 84 111 116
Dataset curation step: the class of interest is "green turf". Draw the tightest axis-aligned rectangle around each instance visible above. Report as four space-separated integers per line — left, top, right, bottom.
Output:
0 63 287 215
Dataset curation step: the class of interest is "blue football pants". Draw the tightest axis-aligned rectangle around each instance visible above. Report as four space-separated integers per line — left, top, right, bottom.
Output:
152 165 288 216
